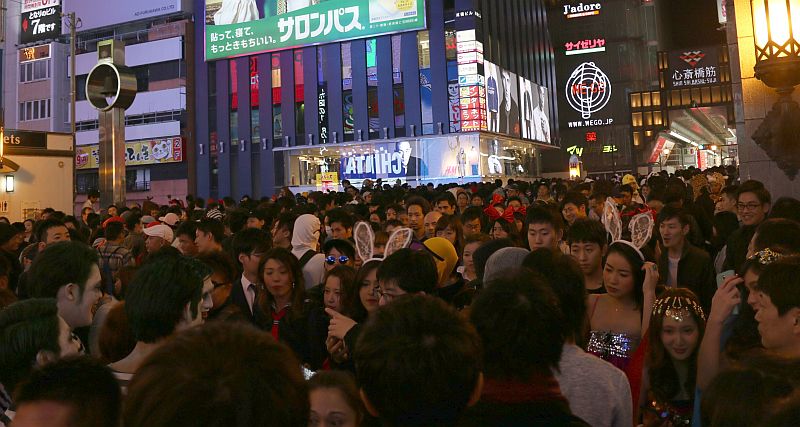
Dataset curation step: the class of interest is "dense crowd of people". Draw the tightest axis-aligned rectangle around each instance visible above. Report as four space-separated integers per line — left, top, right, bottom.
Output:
1 164 800 427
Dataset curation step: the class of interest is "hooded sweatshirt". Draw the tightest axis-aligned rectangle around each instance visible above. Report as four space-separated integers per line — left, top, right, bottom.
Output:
291 214 326 289
422 237 459 287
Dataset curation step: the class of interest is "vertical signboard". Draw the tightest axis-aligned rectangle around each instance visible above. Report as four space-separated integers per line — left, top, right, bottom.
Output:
456 29 485 132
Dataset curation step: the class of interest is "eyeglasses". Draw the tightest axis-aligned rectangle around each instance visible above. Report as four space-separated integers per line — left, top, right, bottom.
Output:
737 202 763 211
325 255 349 265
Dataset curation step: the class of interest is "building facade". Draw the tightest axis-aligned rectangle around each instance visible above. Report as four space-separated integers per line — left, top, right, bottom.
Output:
195 0 559 199
66 0 195 209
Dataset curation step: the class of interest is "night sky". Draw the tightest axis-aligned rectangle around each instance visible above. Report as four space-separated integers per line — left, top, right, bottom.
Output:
660 0 726 49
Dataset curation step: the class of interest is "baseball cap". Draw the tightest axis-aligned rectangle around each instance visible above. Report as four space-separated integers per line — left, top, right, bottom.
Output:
143 223 174 242
159 213 180 226
141 215 157 226
622 174 637 186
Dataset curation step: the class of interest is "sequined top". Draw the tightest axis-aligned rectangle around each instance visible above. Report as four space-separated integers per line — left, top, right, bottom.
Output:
586 330 641 372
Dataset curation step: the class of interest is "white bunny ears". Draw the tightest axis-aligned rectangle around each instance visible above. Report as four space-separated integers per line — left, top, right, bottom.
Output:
601 197 654 261
354 221 413 264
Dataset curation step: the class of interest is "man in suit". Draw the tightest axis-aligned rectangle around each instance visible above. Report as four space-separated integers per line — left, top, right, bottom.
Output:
228 228 271 324
397 140 428 178
498 70 519 136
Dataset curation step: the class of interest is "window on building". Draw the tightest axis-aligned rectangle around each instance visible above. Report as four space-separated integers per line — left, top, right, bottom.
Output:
342 42 354 141
272 53 283 141
294 50 305 141
126 168 151 192
230 60 239 146
250 57 260 144
392 35 405 137
19 59 51 83
418 31 433 134
367 39 379 139
19 99 51 122
76 173 99 195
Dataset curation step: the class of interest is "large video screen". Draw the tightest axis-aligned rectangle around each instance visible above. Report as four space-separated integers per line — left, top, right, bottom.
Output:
483 61 520 138
205 0 427 61
519 76 551 144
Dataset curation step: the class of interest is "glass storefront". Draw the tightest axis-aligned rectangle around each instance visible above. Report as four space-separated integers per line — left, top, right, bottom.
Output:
273 133 544 191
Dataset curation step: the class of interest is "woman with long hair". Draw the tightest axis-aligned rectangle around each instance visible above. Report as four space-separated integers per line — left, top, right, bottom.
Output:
435 215 465 256
587 241 657 402
642 288 706 426
256 247 310 363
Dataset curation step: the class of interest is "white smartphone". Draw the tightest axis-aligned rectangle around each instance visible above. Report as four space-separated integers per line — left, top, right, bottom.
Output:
716 270 738 315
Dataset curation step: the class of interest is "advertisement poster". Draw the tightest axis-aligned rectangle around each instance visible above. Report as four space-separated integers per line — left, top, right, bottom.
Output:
76 138 184 170
448 81 461 133
519 77 551 144
484 61 520 137
337 137 480 181
484 61 500 133
20 1 62 45
205 0 427 61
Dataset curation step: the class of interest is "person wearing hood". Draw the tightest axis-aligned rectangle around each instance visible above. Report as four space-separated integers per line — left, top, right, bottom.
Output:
291 214 326 289
424 237 473 310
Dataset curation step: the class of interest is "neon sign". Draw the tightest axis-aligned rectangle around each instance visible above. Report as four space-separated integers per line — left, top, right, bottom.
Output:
563 2 601 19
565 62 612 120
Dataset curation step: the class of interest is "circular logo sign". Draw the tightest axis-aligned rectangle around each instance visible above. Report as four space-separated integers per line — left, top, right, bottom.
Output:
565 62 612 119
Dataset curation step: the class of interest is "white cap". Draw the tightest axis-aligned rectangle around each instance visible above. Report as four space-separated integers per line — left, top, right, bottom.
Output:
159 213 180 226
143 223 174 243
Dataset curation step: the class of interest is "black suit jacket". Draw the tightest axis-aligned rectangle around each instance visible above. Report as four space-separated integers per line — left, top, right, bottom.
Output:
405 155 428 178
227 276 257 325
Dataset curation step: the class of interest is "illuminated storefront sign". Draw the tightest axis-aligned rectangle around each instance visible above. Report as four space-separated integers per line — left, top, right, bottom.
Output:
205 0 427 61
666 47 720 89
565 38 606 55
563 2 601 19
585 131 597 142
76 137 184 169
458 30 485 132
566 145 584 156
564 61 613 127
19 44 51 63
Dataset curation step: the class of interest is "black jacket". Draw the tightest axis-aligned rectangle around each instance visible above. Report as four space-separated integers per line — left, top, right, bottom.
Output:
658 242 716 311
227 276 259 325
723 224 756 273
461 396 589 427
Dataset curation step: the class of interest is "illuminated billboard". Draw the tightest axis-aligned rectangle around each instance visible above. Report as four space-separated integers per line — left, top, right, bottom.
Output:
204 0 427 61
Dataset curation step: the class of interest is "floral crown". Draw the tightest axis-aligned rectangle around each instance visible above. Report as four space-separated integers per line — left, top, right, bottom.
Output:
748 248 783 266
652 295 706 323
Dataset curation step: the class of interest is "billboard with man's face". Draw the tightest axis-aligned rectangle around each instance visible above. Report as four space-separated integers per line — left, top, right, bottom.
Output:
519 77 551 144
204 0 427 61
484 61 520 138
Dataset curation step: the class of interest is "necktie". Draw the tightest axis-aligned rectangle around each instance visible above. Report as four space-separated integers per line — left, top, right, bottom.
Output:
248 283 258 314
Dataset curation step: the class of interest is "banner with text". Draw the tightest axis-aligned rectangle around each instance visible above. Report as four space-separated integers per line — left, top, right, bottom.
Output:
205 0 426 61
75 138 184 169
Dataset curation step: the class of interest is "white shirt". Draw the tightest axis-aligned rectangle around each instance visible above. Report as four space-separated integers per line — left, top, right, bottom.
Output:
241 275 257 314
667 256 680 287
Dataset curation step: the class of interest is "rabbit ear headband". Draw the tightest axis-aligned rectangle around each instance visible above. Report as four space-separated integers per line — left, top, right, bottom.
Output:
354 221 413 264
602 197 653 261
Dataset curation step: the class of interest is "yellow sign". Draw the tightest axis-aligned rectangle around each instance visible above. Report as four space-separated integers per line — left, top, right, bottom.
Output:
316 172 339 191
76 137 184 170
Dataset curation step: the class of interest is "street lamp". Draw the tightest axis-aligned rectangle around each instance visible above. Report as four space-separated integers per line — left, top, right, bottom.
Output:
750 0 800 178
